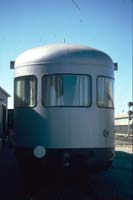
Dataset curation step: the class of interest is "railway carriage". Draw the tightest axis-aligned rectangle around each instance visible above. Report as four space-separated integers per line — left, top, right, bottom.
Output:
14 44 115 173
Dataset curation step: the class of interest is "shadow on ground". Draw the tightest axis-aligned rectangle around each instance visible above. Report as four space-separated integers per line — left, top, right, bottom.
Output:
0 148 132 200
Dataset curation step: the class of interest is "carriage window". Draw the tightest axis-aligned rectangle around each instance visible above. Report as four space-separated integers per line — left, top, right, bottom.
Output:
14 76 37 107
42 74 91 107
97 76 114 108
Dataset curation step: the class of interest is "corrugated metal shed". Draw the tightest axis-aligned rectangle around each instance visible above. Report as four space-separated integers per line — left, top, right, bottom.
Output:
0 87 10 138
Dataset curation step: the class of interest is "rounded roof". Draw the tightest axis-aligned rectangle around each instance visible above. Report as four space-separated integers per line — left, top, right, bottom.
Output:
15 44 113 68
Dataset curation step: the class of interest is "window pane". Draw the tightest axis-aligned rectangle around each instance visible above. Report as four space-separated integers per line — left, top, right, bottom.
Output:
14 76 36 107
97 77 114 108
42 74 91 107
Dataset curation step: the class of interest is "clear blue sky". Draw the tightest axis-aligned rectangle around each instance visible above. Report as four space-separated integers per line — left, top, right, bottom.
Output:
0 0 132 114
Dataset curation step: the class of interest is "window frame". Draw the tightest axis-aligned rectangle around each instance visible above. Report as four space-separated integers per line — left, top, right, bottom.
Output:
14 75 37 108
96 75 114 109
42 73 92 108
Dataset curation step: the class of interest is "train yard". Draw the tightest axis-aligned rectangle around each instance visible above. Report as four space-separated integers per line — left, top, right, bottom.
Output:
0 133 132 200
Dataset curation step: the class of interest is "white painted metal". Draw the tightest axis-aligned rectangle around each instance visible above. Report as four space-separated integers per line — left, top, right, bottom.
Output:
14 44 114 149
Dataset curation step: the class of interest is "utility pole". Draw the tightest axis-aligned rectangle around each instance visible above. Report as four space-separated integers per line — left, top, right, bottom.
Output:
127 102 133 137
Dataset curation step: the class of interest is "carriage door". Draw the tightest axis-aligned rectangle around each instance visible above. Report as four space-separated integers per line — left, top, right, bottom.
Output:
2 105 7 137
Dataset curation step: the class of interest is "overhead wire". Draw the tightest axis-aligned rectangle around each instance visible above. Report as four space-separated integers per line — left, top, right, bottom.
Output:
71 0 80 11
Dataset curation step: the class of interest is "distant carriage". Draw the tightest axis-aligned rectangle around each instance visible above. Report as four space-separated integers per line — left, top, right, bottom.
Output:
13 44 115 173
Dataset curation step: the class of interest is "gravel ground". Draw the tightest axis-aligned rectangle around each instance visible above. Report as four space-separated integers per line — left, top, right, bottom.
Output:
115 145 132 154
115 133 132 154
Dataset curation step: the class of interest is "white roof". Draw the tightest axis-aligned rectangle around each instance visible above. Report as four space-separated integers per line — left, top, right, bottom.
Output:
15 43 113 67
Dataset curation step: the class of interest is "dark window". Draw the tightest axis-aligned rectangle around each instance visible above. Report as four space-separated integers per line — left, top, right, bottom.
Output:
97 76 114 108
42 74 91 107
14 76 37 107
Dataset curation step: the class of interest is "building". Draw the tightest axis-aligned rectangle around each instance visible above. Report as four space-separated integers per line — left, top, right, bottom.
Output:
115 112 129 134
0 87 10 139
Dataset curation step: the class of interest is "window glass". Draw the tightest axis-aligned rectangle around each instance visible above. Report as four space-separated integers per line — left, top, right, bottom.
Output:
42 74 91 107
14 76 36 107
97 76 114 108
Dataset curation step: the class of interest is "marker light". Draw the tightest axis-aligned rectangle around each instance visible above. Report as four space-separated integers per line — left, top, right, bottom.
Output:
33 145 46 158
